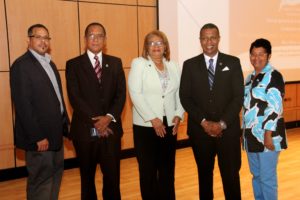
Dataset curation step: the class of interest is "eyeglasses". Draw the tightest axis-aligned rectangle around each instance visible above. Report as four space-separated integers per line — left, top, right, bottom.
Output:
200 36 219 42
148 41 164 47
250 53 268 58
29 35 51 41
87 34 105 40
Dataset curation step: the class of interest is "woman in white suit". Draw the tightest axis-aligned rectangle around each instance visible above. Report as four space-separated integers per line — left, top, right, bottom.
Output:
128 30 184 200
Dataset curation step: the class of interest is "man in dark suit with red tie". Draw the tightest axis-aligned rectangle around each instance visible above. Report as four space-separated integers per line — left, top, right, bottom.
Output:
179 23 244 199
66 22 126 200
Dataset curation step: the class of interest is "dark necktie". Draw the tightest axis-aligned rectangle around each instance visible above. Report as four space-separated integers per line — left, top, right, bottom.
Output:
94 55 102 81
208 58 214 90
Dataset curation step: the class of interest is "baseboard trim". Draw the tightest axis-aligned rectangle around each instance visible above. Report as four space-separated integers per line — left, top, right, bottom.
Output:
1 122 298 182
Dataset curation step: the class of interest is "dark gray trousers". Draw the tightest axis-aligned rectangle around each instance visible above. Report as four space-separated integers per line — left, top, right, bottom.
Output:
25 147 64 200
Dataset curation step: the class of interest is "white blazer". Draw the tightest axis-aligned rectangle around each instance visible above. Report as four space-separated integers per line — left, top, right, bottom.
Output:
128 56 185 127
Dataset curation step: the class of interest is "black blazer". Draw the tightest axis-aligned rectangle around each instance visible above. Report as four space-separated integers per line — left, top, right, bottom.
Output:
179 53 244 138
10 51 69 151
66 53 126 141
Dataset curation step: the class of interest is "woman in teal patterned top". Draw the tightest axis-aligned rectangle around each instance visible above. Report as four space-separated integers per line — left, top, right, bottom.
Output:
242 38 288 200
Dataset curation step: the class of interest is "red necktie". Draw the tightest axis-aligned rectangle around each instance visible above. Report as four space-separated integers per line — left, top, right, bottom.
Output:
94 55 102 81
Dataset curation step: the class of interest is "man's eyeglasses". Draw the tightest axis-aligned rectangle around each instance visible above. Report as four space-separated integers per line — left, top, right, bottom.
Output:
148 41 164 47
200 36 219 42
87 34 105 40
29 35 51 41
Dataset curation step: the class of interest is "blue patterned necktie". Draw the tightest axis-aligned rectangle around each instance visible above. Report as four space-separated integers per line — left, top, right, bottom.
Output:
208 58 214 90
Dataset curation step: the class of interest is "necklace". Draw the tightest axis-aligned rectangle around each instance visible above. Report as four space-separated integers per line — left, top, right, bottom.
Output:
154 61 165 73
155 65 165 74
154 63 169 93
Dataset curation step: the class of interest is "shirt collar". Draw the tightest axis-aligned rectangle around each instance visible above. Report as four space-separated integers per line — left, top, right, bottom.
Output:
204 53 218 61
203 52 218 68
29 48 51 63
87 50 102 61
251 63 272 76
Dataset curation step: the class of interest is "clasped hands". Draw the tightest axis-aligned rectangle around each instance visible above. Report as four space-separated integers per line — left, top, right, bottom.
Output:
201 120 223 138
151 116 181 138
35 115 112 151
92 115 113 138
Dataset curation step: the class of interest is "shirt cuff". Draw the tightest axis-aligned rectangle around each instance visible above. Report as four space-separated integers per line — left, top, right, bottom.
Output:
219 120 227 130
106 113 116 122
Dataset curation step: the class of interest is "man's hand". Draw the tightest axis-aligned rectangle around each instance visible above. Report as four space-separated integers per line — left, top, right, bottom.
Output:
201 120 211 135
151 118 166 137
201 120 222 137
99 127 114 138
92 115 112 133
209 122 223 137
37 138 49 151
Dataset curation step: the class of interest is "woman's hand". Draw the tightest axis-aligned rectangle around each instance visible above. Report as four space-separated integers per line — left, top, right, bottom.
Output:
151 118 166 137
264 131 275 151
172 116 181 135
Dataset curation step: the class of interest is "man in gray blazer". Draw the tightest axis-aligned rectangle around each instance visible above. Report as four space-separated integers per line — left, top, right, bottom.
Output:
180 23 244 199
10 24 69 200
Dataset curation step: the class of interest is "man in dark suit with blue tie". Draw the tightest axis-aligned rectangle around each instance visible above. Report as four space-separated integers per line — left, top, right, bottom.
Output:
179 23 244 199
10 24 69 200
66 22 126 200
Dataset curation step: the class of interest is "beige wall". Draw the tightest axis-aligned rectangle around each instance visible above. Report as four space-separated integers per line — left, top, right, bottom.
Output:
0 0 162 169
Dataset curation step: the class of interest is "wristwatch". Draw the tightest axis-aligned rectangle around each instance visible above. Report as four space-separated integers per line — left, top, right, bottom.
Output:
219 120 227 130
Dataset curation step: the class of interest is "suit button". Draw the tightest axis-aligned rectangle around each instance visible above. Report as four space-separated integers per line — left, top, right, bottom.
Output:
162 95 164 98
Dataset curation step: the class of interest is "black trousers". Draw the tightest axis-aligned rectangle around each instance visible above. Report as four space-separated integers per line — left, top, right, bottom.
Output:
189 134 241 200
26 147 64 200
133 117 177 200
73 133 121 200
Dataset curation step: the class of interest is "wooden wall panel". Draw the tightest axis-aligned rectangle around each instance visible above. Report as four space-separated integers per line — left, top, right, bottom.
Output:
0 73 13 146
177 113 188 140
0 0 9 71
15 149 25 167
59 71 73 122
59 72 76 159
79 3 138 68
0 146 15 169
63 138 76 159
284 110 297 122
297 84 300 107
137 6 157 56
297 110 300 121
284 84 298 122
0 73 14 169
121 68 133 149
284 84 297 108
80 0 137 5
6 0 79 70
138 0 157 6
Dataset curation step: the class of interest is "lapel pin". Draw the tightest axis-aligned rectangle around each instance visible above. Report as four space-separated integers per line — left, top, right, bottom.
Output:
105 64 109 68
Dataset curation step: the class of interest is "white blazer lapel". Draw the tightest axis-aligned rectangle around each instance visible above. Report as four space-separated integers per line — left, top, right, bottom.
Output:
146 57 164 94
